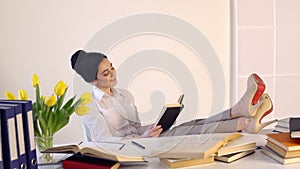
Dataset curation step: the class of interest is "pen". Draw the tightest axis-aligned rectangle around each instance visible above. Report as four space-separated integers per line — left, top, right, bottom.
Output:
119 143 125 150
131 140 145 149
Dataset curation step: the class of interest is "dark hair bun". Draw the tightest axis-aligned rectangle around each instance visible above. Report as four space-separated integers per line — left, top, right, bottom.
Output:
71 50 86 69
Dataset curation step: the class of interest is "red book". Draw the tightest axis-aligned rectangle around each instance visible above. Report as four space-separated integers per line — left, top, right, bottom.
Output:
62 154 120 169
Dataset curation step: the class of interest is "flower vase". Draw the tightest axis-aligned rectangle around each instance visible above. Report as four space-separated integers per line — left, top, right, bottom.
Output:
35 136 53 164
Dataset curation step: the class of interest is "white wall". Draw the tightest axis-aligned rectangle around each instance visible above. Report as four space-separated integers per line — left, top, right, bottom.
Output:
234 0 300 124
0 0 231 144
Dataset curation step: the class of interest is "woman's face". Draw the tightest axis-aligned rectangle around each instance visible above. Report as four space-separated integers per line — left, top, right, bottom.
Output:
93 58 117 90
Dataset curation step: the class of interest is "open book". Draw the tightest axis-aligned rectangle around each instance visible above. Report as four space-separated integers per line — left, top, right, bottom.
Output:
216 134 257 156
155 94 184 132
43 142 146 164
149 132 242 159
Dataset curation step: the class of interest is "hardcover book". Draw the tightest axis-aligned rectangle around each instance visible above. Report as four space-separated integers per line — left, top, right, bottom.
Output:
160 156 214 168
261 146 300 165
266 141 300 158
215 150 255 163
155 94 184 132
290 117 300 138
276 117 290 128
273 126 289 133
62 154 120 169
266 132 300 151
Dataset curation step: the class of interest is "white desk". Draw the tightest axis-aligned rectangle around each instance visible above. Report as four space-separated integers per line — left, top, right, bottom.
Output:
38 131 300 169
38 150 300 169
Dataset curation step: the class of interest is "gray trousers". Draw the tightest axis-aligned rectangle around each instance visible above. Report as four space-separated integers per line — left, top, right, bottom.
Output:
161 108 239 136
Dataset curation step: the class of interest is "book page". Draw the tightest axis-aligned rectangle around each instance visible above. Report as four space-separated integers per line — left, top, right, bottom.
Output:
82 141 125 150
131 133 242 159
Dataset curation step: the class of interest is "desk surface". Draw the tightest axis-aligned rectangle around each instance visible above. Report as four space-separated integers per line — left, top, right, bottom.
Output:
38 131 300 169
38 149 300 169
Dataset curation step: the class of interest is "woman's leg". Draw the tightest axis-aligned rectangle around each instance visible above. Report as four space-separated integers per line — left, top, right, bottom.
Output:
162 93 275 136
178 109 232 127
179 73 266 126
161 117 249 136
231 73 266 118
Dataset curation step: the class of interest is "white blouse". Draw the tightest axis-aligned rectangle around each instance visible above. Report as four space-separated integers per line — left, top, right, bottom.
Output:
80 85 145 141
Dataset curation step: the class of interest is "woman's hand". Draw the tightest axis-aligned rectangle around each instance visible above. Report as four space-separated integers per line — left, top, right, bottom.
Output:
140 125 163 138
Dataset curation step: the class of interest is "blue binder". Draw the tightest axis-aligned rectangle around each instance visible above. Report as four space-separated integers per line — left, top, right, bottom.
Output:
0 100 37 169
0 106 19 169
0 113 3 169
0 103 27 169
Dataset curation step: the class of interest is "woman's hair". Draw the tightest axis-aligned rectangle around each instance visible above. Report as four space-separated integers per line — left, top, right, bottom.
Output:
71 50 107 83
71 50 86 69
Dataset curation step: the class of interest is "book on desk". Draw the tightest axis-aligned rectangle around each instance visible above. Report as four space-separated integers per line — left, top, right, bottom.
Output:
290 117 300 138
156 133 256 167
273 117 290 133
215 134 257 163
62 154 120 169
149 132 242 159
160 156 215 168
262 132 300 164
43 142 147 164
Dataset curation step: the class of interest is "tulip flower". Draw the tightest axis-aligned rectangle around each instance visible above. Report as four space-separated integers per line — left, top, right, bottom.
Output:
18 89 28 100
80 92 93 105
54 81 67 97
45 95 57 107
75 105 90 116
32 74 40 87
5 73 90 152
5 91 17 100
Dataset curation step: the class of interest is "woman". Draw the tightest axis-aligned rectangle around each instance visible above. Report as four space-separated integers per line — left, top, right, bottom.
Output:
71 50 276 142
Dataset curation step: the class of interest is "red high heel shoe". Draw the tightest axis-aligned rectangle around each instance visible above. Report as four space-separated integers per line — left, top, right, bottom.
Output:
232 73 266 118
245 93 277 134
251 73 265 105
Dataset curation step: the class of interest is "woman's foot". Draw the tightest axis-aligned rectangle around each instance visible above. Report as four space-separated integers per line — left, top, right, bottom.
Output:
244 93 277 134
231 73 266 118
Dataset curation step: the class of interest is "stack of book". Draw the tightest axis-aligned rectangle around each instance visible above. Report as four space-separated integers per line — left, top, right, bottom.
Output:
214 135 257 163
0 100 37 169
273 117 290 133
262 132 300 164
158 133 243 168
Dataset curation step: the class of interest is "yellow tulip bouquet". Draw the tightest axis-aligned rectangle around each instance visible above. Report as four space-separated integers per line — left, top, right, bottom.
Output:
5 74 92 162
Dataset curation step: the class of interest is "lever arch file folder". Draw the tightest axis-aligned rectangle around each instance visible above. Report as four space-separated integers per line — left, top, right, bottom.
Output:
0 103 27 169
0 106 19 169
0 100 37 169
